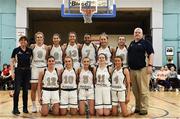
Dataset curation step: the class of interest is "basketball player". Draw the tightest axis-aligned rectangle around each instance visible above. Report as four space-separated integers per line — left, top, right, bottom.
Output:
30 32 49 113
64 32 80 71
77 57 95 115
97 33 114 66
49 33 63 70
38 56 60 116
94 53 112 116
114 36 128 67
81 33 96 68
60 56 78 115
111 56 131 117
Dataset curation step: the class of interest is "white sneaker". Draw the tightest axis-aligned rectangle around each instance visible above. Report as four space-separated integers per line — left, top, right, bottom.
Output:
32 105 37 113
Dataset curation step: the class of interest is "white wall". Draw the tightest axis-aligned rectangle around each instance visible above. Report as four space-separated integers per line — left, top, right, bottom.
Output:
16 0 163 66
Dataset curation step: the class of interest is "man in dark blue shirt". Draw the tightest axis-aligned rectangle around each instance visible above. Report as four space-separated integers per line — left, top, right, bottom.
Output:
10 36 32 115
128 28 154 115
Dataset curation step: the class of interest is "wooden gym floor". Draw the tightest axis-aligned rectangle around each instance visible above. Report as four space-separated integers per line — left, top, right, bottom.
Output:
0 90 180 119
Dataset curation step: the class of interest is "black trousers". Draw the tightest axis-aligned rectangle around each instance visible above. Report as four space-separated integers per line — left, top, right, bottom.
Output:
157 79 170 89
169 78 180 89
13 68 31 111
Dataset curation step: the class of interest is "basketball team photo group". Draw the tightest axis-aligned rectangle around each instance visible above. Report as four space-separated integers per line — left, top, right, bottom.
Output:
10 28 153 117
0 0 180 119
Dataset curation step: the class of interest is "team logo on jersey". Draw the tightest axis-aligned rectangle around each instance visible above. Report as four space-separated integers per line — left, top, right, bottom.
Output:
85 50 90 57
37 51 43 58
69 50 77 57
54 52 59 60
83 75 89 84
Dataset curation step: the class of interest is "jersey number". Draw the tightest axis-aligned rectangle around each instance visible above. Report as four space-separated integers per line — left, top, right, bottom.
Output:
47 77 57 86
64 76 74 84
69 50 77 57
113 76 119 84
83 75 89 84
85 50 90 57
69 50 78 62
98 74 105 83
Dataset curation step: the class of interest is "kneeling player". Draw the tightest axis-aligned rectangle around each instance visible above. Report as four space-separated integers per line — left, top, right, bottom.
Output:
38 56 60 116
78 57 95 116
60 56 78 115
111 56 131 117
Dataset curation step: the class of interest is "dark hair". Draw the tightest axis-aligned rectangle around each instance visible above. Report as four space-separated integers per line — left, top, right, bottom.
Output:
82 57 93 70
47 56 55 67
53 33 61 39
167 58 172 62
114 55 124 62
64 56 73 66
19 36 28 42
3 64 8 69
64 56 73 62
68 31 77 38
98 53 107 60
114 56 124 66
47 56 55 61
82 57 90 61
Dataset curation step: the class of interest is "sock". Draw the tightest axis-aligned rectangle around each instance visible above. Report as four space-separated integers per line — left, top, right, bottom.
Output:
32 101 36 107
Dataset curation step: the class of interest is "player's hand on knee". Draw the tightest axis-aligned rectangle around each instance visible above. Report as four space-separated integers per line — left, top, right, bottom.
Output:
125 95 130 104
39 98 42 105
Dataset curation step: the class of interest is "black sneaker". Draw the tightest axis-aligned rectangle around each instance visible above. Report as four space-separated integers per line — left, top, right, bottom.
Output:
23 109 29 113
134 109 140 113
139 110 148 115
12 110 20 115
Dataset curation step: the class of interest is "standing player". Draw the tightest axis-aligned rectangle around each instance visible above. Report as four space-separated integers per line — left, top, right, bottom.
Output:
49 33 64 70
111 56 131 117
64 32 80 71
78 57 95 116
30 32 49 113
60 56 78 115
94 53 112 116
38 56 60 116
81 33 96 67
114 36 128 67
97 33 114 67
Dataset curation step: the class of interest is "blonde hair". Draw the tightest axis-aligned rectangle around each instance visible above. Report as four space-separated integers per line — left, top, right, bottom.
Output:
99 32 108 40
35 31 44 39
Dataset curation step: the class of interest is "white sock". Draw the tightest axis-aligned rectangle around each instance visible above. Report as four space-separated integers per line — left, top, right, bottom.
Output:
32 101 36 107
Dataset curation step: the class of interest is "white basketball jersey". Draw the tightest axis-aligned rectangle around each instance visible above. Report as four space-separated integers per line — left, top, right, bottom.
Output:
96 67 111 87
78 69 93 89
115 47 128 67
50 45 63 65
81 43 96 65
61 68 77 89
32 44 47 67
42 69 59 88
98 46 112 66
65 44 79 63
111 68 126 91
